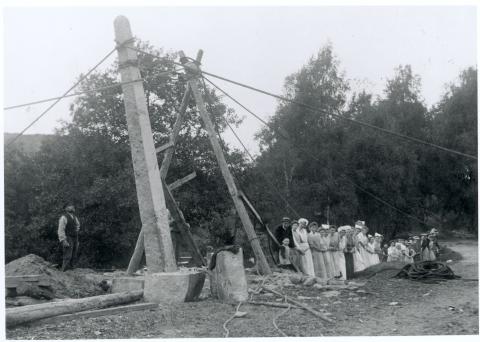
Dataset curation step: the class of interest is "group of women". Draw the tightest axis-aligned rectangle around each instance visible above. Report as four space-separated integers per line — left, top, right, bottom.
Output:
286 219 383 280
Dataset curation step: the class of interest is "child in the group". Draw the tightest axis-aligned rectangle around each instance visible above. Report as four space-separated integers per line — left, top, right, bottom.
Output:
404 241 416 263
381 243 389 262
278 238 292 266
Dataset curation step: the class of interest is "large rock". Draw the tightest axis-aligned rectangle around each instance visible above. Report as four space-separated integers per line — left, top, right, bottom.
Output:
144 271 205 303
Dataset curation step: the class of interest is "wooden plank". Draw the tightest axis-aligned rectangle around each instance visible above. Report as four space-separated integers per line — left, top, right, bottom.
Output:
6 276 50 288
185 57 271 275
32 303 158 325
167 171 197 191
6 290 144 327
155 141 174 153
161 178 206 267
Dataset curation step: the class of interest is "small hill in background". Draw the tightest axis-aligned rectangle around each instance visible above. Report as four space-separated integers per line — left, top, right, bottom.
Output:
4 133 54 154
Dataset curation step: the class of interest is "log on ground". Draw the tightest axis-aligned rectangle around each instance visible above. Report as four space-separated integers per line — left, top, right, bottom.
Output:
6 290 143 327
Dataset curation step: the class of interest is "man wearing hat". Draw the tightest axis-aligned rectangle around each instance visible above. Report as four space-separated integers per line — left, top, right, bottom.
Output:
58 203 81 271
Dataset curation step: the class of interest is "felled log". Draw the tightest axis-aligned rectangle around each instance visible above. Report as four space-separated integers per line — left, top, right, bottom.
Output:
33 302 158 325
6 290 143 327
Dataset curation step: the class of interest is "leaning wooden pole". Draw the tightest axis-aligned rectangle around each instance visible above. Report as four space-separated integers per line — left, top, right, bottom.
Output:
182 52 271 275
114 15 176 273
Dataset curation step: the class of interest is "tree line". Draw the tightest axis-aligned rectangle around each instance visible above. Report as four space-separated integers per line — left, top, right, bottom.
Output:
4 42 477 267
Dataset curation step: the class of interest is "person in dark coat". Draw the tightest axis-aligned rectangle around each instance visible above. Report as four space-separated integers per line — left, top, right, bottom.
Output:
273 217 294 264
58 203 80 271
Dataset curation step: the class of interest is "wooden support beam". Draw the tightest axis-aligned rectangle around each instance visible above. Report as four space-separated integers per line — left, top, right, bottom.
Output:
161 178 205 266
167 171 197 191
160 49 204 179
115 16 176 273
155 141 174 153
183 52 271 275
239 190 280 248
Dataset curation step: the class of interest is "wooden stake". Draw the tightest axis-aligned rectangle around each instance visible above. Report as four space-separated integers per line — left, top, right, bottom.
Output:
114 15 176 273
183 52 271 275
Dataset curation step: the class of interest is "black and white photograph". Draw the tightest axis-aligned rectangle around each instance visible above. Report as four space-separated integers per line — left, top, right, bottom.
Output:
1 1 478 340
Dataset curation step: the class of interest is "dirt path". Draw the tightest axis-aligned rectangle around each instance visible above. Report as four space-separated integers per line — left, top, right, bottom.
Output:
345 240 479 336
6 240 478 339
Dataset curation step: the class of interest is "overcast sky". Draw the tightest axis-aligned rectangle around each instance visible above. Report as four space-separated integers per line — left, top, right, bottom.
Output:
3 6 477 153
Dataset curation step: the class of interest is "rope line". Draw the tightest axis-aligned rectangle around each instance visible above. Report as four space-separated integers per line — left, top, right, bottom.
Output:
203 75 431 227
200 70 477 161
4 79 142 111
126 46 185 68
223 302 242 338
6 45 120 148
200 77 301 218
4 66 182 111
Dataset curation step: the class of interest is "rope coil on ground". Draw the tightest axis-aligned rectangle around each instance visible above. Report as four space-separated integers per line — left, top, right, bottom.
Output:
395 261 459 282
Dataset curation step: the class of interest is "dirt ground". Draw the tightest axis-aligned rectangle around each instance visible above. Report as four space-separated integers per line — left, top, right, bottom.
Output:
5 240 479 339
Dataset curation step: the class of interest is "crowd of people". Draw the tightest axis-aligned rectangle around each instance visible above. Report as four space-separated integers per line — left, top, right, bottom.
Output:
274 217 440 280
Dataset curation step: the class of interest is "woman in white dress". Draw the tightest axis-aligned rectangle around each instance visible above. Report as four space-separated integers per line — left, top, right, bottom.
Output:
327 226 340 277
334 227 347 280
366 235 380 266
319 225 335 278
355 223 370 269
353 224 366 272
307 222 327 279
292 218 315 277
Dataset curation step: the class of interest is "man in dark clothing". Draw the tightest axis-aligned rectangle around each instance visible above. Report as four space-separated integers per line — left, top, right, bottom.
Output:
58 204 80 271
274 217 294 249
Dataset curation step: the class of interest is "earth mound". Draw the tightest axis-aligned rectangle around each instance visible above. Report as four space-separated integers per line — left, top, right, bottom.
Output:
5 254 107 298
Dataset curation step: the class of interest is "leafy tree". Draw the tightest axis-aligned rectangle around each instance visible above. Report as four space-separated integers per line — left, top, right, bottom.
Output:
4 41 249 267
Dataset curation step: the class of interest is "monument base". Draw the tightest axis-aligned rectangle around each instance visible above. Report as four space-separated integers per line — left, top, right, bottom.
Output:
144 271 205 303
111 276 145 293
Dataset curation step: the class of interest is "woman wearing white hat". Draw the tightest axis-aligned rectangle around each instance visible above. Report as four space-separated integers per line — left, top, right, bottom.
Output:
292 218 315 276
334 227 347 280
319 225 335 278
353 221 367 271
